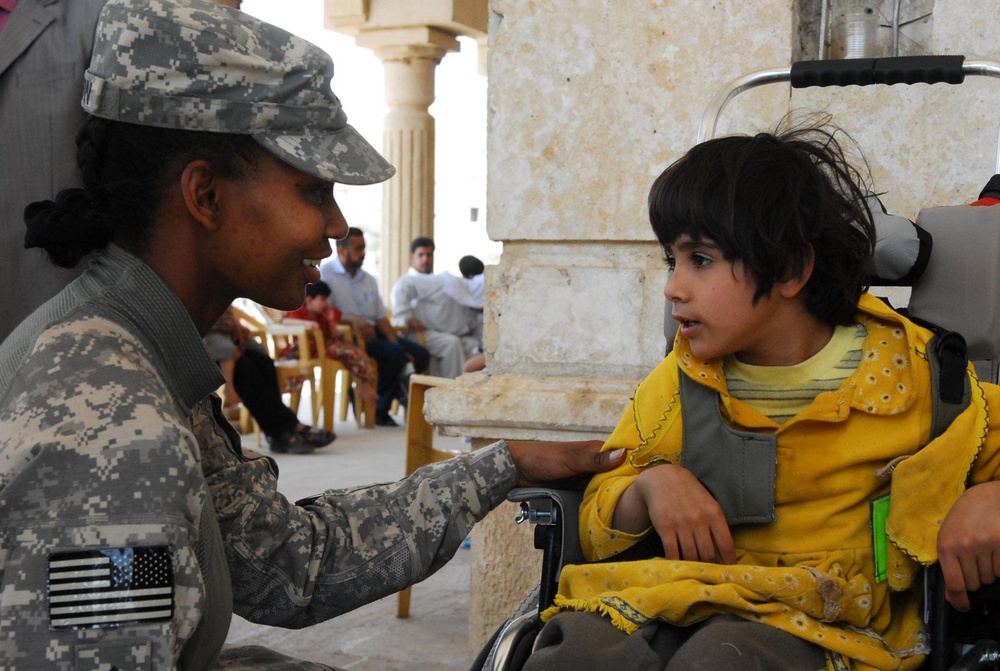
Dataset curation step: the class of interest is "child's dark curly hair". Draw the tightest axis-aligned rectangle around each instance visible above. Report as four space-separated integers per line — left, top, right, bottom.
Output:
648 122 876 326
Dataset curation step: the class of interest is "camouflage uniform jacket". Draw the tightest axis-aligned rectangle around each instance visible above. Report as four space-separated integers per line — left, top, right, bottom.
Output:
0 244 518 670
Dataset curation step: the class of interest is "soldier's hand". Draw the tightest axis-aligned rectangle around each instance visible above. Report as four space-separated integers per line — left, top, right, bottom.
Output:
506 440 625 487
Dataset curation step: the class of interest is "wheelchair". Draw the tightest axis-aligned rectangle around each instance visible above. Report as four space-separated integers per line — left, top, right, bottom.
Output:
476 487 1000 671
475 56 1000 671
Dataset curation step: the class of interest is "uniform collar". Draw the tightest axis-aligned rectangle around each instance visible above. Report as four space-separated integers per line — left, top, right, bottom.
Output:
94 245 223 414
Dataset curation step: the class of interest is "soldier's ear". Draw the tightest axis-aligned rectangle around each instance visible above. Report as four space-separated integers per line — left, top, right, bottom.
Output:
180 159 222 231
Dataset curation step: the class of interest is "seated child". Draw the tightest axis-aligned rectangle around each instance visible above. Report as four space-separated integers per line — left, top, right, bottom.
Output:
523 125 1000 671
284 280 379 408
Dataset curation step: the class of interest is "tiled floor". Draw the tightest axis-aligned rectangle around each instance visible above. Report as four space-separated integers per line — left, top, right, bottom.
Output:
223 403 475 671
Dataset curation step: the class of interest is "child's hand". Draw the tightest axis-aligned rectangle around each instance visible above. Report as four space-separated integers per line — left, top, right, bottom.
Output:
614 463 736 564
938 480 1000 611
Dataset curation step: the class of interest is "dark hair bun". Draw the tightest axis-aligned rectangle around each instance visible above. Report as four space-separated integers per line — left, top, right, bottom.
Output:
23 188 109 268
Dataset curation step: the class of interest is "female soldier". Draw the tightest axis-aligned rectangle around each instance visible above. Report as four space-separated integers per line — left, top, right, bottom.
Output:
0 1 622 668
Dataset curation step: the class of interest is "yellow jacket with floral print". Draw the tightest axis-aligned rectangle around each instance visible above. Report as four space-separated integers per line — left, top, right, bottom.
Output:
550 293 1000 671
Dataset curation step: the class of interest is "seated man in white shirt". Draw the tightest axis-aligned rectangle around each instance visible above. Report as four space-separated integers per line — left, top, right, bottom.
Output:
391 237 482 379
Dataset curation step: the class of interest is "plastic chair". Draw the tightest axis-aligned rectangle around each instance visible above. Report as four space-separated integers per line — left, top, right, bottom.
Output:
395 374 466 618
215 381 263 447
267 320 331 427
230 306 316 419
334 322 376 429
234 302 372 432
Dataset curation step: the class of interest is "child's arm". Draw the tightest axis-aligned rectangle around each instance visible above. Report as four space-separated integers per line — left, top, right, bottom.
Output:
579 356 735 564
614 463 736 564
938 382 1000 610
937 480 1000 611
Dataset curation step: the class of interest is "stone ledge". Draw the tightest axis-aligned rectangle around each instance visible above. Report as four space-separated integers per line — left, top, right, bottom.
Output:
423 371 640 440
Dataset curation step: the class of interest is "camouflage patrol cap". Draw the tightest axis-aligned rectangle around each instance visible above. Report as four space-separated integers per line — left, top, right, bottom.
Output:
81 0 395 186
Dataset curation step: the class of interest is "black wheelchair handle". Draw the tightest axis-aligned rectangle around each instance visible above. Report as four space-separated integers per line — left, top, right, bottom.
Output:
698 55 1000 172
789 55 966 88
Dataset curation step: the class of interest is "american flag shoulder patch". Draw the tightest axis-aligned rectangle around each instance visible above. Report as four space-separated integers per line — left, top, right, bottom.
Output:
48 546 174 630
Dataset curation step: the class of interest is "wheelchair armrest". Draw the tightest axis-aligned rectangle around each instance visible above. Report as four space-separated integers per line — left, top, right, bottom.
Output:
507 486 585 612
925 563 1000 671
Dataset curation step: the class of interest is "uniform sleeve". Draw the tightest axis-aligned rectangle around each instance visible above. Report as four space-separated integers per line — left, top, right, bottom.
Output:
197 399 517 628
0 319 209 669
579 358 682 561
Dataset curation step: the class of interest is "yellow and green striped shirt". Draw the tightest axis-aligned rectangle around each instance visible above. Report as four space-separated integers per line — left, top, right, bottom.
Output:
724 323 867 423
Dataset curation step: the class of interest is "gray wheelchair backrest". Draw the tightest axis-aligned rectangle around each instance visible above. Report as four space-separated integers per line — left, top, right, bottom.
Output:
908 204 1000 384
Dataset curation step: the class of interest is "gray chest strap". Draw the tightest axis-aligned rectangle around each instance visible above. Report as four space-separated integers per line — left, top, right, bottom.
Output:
679 370 777 525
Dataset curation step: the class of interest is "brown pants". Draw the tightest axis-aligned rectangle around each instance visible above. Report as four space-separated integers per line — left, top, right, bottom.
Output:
522 612 828 671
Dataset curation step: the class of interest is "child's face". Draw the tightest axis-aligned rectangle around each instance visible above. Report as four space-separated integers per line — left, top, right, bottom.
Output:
306 295 329 313
664 235 784 365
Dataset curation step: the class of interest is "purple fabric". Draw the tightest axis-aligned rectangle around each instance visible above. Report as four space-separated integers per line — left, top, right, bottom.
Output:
0 0 17 34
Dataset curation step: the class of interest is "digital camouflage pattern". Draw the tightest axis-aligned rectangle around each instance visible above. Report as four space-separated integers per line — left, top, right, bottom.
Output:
82 0 395 186
0 244 519 670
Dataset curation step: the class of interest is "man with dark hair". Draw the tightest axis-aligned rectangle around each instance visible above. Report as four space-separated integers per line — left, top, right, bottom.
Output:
391 237 482 379
206 307 334 453
320 228 429 426
409 236 435 274
458 254 485 279
459 254 486 308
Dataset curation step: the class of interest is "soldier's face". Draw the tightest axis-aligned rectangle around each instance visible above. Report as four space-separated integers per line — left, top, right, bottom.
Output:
213 153 347 310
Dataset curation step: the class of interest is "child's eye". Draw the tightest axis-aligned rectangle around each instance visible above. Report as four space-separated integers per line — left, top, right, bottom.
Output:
692 253 712 268
663 253 676 271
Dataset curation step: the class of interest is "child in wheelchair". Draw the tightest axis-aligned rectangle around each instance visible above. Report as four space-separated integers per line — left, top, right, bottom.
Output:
520 122 1000 671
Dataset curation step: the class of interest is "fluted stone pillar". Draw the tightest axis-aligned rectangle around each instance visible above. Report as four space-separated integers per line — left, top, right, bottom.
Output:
364 36 453 293
325 0 486 293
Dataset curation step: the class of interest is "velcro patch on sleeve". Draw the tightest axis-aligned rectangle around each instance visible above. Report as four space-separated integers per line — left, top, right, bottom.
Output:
48 546 174 630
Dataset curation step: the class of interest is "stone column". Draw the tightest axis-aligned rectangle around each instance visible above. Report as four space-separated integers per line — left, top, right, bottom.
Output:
361 34 455 293
324 0 487 293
